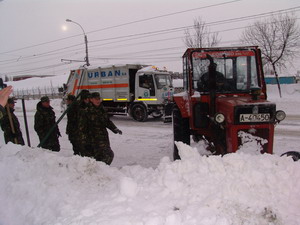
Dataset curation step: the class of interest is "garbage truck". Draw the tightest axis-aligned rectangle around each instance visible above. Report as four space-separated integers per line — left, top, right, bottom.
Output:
64 64 174 121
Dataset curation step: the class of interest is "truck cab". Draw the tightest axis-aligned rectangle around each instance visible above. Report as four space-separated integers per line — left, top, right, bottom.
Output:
133 66 173 121
172 46 286 160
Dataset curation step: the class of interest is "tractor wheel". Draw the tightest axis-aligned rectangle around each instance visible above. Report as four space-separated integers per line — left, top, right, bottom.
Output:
281 151 300 161
131 104 148 122
172 106 190 160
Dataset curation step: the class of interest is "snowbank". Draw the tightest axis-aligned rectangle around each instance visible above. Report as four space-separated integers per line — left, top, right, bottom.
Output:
0 142 299 225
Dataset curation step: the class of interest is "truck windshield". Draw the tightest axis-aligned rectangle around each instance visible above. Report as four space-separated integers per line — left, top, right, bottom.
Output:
192 50 260 93
155 74 172 89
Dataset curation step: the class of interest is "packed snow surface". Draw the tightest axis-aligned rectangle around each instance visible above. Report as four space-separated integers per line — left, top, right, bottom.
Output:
0 78 300 224
1 142 299 225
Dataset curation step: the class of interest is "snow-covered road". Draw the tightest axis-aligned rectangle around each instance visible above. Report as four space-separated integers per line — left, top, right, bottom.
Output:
2 98 298 169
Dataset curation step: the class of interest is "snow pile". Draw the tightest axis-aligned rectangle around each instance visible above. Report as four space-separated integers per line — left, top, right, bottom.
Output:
238 131 268 155
0 142 299 225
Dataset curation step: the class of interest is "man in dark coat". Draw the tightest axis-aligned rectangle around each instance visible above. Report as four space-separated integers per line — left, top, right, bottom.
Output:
66 94 80 155
0 98 25 145
76 90 93 157
78 92 122 164
34 96 60 151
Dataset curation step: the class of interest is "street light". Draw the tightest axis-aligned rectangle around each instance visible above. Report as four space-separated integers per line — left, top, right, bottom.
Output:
66 19 90 66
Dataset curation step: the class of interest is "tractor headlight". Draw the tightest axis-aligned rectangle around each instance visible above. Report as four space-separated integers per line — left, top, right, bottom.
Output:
214 113 225 124
275 110 286 121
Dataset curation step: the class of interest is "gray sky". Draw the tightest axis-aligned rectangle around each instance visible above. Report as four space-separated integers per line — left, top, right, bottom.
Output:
0 0 299 77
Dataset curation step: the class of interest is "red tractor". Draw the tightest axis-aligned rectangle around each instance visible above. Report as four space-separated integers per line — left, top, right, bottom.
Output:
172 46 289 160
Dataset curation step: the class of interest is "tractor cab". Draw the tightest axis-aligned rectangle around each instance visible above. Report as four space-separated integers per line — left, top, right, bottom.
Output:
183 47 267 97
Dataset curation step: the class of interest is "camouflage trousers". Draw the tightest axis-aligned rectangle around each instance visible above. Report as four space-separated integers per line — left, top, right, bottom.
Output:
93 144 114 165
40 139 60 152
68 135 80 155
38 134 60 152
79 143 114 165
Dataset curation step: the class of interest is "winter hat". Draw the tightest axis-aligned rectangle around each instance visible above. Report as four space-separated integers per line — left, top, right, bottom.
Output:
90 92 101 99
80 90 91 100
7 97 16 104
41 96 50 102
66 94 76 101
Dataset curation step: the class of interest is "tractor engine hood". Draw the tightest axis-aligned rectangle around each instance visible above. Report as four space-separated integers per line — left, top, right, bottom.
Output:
215 96 276 124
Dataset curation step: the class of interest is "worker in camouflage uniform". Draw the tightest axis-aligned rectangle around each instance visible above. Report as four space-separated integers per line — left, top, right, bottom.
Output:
34 96 61 151
77 90 92 157
78 92 122 164
0 98 25 145
66 94 80 155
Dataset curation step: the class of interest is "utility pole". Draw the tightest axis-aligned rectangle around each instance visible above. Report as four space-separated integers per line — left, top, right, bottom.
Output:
65 19 90 66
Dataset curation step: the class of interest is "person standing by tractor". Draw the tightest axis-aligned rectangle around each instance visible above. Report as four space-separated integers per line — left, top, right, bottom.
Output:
78 92 122 164
0 98 25 145
65 94 80 155
34 96 61 152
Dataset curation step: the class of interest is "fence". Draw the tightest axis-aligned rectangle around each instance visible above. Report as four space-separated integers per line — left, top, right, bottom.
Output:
12 86 65 100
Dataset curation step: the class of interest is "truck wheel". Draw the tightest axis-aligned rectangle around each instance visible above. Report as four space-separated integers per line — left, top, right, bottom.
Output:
131 104 148 122
152 111 163 118
172 106 190 160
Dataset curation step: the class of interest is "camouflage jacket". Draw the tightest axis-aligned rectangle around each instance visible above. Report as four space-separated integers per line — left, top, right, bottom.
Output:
0 105 5 120
34 101 60 140
0 107 24 145
76 101 90 143
78 104 117 146
66 101 79 138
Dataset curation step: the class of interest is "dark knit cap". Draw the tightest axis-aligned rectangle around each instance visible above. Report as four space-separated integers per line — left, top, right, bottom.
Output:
7 97 16 104
40 96 50 102
90 92 101 99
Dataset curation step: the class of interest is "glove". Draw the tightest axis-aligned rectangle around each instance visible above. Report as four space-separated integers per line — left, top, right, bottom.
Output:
114 128 122 135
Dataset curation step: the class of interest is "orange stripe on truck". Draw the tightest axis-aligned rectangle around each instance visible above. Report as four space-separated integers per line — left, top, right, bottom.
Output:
77 83 129 89
71 79 79 95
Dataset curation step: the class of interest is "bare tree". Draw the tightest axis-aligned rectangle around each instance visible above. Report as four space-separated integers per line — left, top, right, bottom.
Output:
241 13 300 97
184 17 220 48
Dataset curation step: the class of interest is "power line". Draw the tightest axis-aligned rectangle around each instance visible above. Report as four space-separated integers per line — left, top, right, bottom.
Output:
0 0 242 55
3 5 299 65
2 5 300 75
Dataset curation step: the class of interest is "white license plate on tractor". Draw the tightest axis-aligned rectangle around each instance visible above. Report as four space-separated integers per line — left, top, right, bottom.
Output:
240 113 270 122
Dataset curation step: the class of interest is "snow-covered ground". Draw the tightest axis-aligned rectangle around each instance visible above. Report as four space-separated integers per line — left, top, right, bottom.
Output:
0 77 300 225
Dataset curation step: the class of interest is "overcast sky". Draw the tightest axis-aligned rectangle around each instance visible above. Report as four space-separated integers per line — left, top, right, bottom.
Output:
0 0 299 77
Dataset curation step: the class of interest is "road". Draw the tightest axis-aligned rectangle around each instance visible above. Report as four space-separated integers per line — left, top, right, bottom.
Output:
1 101 299 168
275 115 300 137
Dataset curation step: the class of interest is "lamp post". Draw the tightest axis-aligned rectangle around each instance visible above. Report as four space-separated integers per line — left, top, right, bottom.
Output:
66 19 90 66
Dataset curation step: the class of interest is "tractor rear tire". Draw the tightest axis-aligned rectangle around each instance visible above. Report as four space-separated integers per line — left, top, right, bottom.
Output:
281 151 300 161
131 104 148 122
172 106 190 160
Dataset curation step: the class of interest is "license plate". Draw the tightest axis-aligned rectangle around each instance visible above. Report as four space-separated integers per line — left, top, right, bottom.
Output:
239 113 270 122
